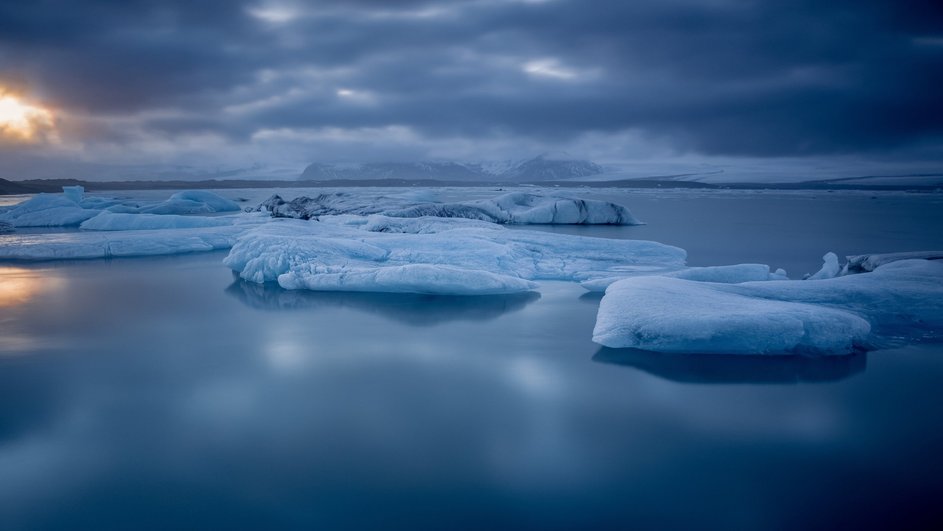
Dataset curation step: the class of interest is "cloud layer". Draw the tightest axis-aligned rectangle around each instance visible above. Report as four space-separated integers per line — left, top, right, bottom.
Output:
0 0 941 171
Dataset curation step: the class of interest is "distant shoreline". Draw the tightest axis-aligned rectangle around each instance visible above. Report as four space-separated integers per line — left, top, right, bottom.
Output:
2 176 941 195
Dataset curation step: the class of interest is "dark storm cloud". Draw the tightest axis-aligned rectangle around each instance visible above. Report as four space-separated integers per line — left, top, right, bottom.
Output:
1 0 941 157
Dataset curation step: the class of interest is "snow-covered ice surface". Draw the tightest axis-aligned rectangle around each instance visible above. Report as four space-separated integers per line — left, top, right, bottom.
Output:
254 191 641 225
594 258 943 355
224 216 684 295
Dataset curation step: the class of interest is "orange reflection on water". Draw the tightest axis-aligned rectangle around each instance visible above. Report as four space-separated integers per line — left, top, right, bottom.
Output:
0 267 63 308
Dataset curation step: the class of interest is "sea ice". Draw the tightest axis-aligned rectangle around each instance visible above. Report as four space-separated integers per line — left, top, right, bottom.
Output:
224 216 684 295
593 258 943 355
254 191 641 225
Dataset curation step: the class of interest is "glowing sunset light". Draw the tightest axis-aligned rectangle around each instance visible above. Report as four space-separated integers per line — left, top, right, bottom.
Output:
0 92 55 142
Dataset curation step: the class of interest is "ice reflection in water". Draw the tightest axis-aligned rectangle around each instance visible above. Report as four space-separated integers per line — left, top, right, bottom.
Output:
593 347 867 384
225 276 541 326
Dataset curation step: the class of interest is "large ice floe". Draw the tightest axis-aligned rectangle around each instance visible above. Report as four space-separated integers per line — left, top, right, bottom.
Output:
593 255 943 355
254 191 641 225
0 225 253 260
224 215 684 295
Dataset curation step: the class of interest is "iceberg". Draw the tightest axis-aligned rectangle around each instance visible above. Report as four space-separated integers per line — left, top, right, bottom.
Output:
0 220 13 233
80 211 234 231
0 189 241 227
224 216 685 295
0 194 101 227
593 258 943 355
254 191 641 225
137 191 241 215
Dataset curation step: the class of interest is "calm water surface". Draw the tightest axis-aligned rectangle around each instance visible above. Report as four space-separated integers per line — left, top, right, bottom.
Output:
1 189 943 530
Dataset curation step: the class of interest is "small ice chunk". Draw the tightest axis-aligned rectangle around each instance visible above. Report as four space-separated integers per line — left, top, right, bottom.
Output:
808 252 841 280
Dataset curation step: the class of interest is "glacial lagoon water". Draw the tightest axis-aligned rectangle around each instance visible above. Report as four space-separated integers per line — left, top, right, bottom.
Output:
2 188 943 529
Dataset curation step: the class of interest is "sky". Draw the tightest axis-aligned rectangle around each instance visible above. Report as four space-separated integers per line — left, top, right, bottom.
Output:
0 0 941 180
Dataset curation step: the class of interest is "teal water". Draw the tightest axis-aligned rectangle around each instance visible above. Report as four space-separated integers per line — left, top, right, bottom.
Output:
1 189 942 530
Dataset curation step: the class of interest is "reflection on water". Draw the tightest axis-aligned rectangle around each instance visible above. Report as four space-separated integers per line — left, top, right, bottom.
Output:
593 347 867 384
0 267 63 308
225 277 541 326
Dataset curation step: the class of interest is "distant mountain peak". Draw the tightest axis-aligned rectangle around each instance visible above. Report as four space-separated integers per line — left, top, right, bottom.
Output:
300 156 603 182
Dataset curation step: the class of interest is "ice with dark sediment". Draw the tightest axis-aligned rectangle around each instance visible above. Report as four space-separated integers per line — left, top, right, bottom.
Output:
253 191 641 225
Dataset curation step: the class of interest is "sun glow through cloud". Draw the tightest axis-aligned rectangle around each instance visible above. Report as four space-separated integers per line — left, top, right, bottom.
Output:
0 92 55 143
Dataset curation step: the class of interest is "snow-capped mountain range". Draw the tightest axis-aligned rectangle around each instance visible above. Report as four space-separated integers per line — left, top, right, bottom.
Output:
299 153 605 182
